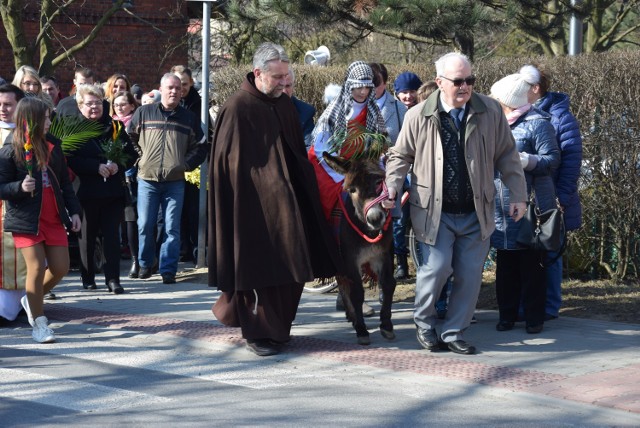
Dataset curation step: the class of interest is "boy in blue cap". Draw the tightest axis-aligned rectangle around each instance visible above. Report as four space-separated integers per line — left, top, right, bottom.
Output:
394 72 423 109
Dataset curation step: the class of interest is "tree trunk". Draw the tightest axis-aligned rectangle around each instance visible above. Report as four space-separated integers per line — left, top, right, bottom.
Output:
584 3 605 53
0 0 34 69
38 0 57 76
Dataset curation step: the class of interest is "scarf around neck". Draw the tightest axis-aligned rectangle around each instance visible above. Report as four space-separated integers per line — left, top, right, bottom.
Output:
506 103 532 125
312 61 386 144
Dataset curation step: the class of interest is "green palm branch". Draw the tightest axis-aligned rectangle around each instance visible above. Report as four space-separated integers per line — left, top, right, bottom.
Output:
326 123 390 161
49 115 105 155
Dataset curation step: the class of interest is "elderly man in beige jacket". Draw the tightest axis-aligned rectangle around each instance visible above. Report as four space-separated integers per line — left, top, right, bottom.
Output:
383 52 527 355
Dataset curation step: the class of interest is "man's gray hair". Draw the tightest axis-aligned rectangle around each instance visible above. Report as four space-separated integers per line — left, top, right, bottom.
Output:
160 73 181 86
288 67 296 84
435 52 471 76
253 42 289 71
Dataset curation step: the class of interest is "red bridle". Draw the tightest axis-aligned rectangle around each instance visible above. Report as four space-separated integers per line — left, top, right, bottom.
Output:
339 180 392 244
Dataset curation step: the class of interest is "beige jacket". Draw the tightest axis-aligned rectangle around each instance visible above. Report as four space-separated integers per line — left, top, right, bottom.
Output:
385 90 527 244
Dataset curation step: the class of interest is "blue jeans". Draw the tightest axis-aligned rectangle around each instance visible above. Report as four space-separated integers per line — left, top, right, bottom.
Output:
392 202 410 256
545 252 563 317
137 179 185 275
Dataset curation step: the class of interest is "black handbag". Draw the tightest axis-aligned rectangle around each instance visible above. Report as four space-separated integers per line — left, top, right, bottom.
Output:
516 195 566 253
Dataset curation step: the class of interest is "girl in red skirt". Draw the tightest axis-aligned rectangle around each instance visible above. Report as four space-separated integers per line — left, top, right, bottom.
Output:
0 97 82 343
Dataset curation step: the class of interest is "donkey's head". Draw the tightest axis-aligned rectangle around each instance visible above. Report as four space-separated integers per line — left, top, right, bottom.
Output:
324 152 388 231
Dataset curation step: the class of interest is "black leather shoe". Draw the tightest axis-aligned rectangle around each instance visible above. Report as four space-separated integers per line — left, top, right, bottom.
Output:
43 292 56 300
496 320 514 331
129 259 139 279
82 283 97 290
447 340 476 355
161 273 176 284
526 324 544 334
138 267 152 279
544 313 558 321
246 339 279 357
107 280 124 295
416 327 441 351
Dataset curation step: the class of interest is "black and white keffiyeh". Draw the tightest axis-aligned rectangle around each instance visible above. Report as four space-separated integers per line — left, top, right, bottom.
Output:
312 61 387 144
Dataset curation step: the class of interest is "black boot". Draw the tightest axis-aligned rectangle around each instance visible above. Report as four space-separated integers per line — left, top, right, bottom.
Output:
129 256 139 279
394 254 409 280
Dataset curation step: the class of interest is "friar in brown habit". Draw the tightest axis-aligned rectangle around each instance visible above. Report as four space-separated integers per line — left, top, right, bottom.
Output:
208 42 341 357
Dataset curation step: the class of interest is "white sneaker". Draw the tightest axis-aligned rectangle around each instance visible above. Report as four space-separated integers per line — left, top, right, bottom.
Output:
32 316 55 343
21 295 35 327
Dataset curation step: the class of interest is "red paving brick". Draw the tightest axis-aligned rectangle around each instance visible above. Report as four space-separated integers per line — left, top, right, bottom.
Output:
47 304 639 414
528 364 640 413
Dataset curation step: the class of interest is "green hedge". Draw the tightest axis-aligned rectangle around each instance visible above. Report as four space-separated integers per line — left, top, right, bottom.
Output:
211 51 640 280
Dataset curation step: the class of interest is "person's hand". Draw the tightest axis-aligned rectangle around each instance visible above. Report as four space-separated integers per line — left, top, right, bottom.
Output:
106 161 118 175
21 175 35 193
70 214 81 232
510 202 527 222
98 163 111 179
381 186 396 209
519 152 529 169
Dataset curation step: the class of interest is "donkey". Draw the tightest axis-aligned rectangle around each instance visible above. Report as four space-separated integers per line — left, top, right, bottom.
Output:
323 152 397 345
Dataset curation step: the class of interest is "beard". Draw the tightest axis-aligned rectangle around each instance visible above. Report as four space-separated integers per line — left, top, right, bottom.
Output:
257 79 282 99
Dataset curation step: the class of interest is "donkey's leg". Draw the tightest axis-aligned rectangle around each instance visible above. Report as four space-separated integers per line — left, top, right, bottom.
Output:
350 290 370 345
379 249 397 340
337 279 356 323
345 275 370 345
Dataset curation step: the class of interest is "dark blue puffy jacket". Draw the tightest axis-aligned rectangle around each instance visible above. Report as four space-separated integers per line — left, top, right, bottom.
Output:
536 92 583 231
491 107 561 250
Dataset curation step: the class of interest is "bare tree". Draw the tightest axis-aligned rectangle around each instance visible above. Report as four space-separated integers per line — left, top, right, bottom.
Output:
1 0 137 75
478 0 640 55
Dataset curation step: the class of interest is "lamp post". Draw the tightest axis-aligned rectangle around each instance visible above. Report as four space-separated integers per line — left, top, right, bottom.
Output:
569 0 583 56
187 0 215 269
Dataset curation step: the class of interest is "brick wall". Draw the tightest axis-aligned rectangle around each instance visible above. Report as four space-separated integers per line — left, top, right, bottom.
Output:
0 0 189 95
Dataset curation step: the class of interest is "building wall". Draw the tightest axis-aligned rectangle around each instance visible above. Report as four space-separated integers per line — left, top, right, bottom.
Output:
0 0 189 95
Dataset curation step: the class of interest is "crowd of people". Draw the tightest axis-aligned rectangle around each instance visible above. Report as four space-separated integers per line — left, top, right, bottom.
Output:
0 64 206 343
0 45 582 356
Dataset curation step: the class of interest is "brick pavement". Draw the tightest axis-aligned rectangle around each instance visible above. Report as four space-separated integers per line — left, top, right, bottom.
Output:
40 274 640 416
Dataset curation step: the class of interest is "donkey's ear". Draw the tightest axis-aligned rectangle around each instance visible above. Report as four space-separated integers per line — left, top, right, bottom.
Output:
322 151 351 175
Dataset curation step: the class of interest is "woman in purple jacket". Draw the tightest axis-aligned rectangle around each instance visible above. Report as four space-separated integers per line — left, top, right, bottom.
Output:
520 64 583 320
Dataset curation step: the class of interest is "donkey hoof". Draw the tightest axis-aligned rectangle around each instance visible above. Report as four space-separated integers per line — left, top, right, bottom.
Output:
357 335 371 346
380 328 395 340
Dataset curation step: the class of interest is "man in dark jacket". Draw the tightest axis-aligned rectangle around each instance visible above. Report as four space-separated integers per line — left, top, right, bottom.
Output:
209 42 340 357
127 74 206 284
56 68 110 120
171 65 209 264
283 68 315 149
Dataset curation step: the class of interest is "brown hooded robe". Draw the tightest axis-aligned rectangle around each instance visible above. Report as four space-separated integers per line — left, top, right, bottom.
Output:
208 73 340 341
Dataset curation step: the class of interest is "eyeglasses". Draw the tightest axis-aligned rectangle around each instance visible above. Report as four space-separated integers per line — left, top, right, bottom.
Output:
82 101 102 108
22 81 41 88
439 75 476 87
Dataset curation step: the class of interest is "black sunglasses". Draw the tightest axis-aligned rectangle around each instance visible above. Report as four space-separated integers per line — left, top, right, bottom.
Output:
440 75 476 87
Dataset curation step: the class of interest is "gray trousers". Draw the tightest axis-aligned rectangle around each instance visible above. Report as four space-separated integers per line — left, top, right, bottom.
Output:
414 212 489 342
